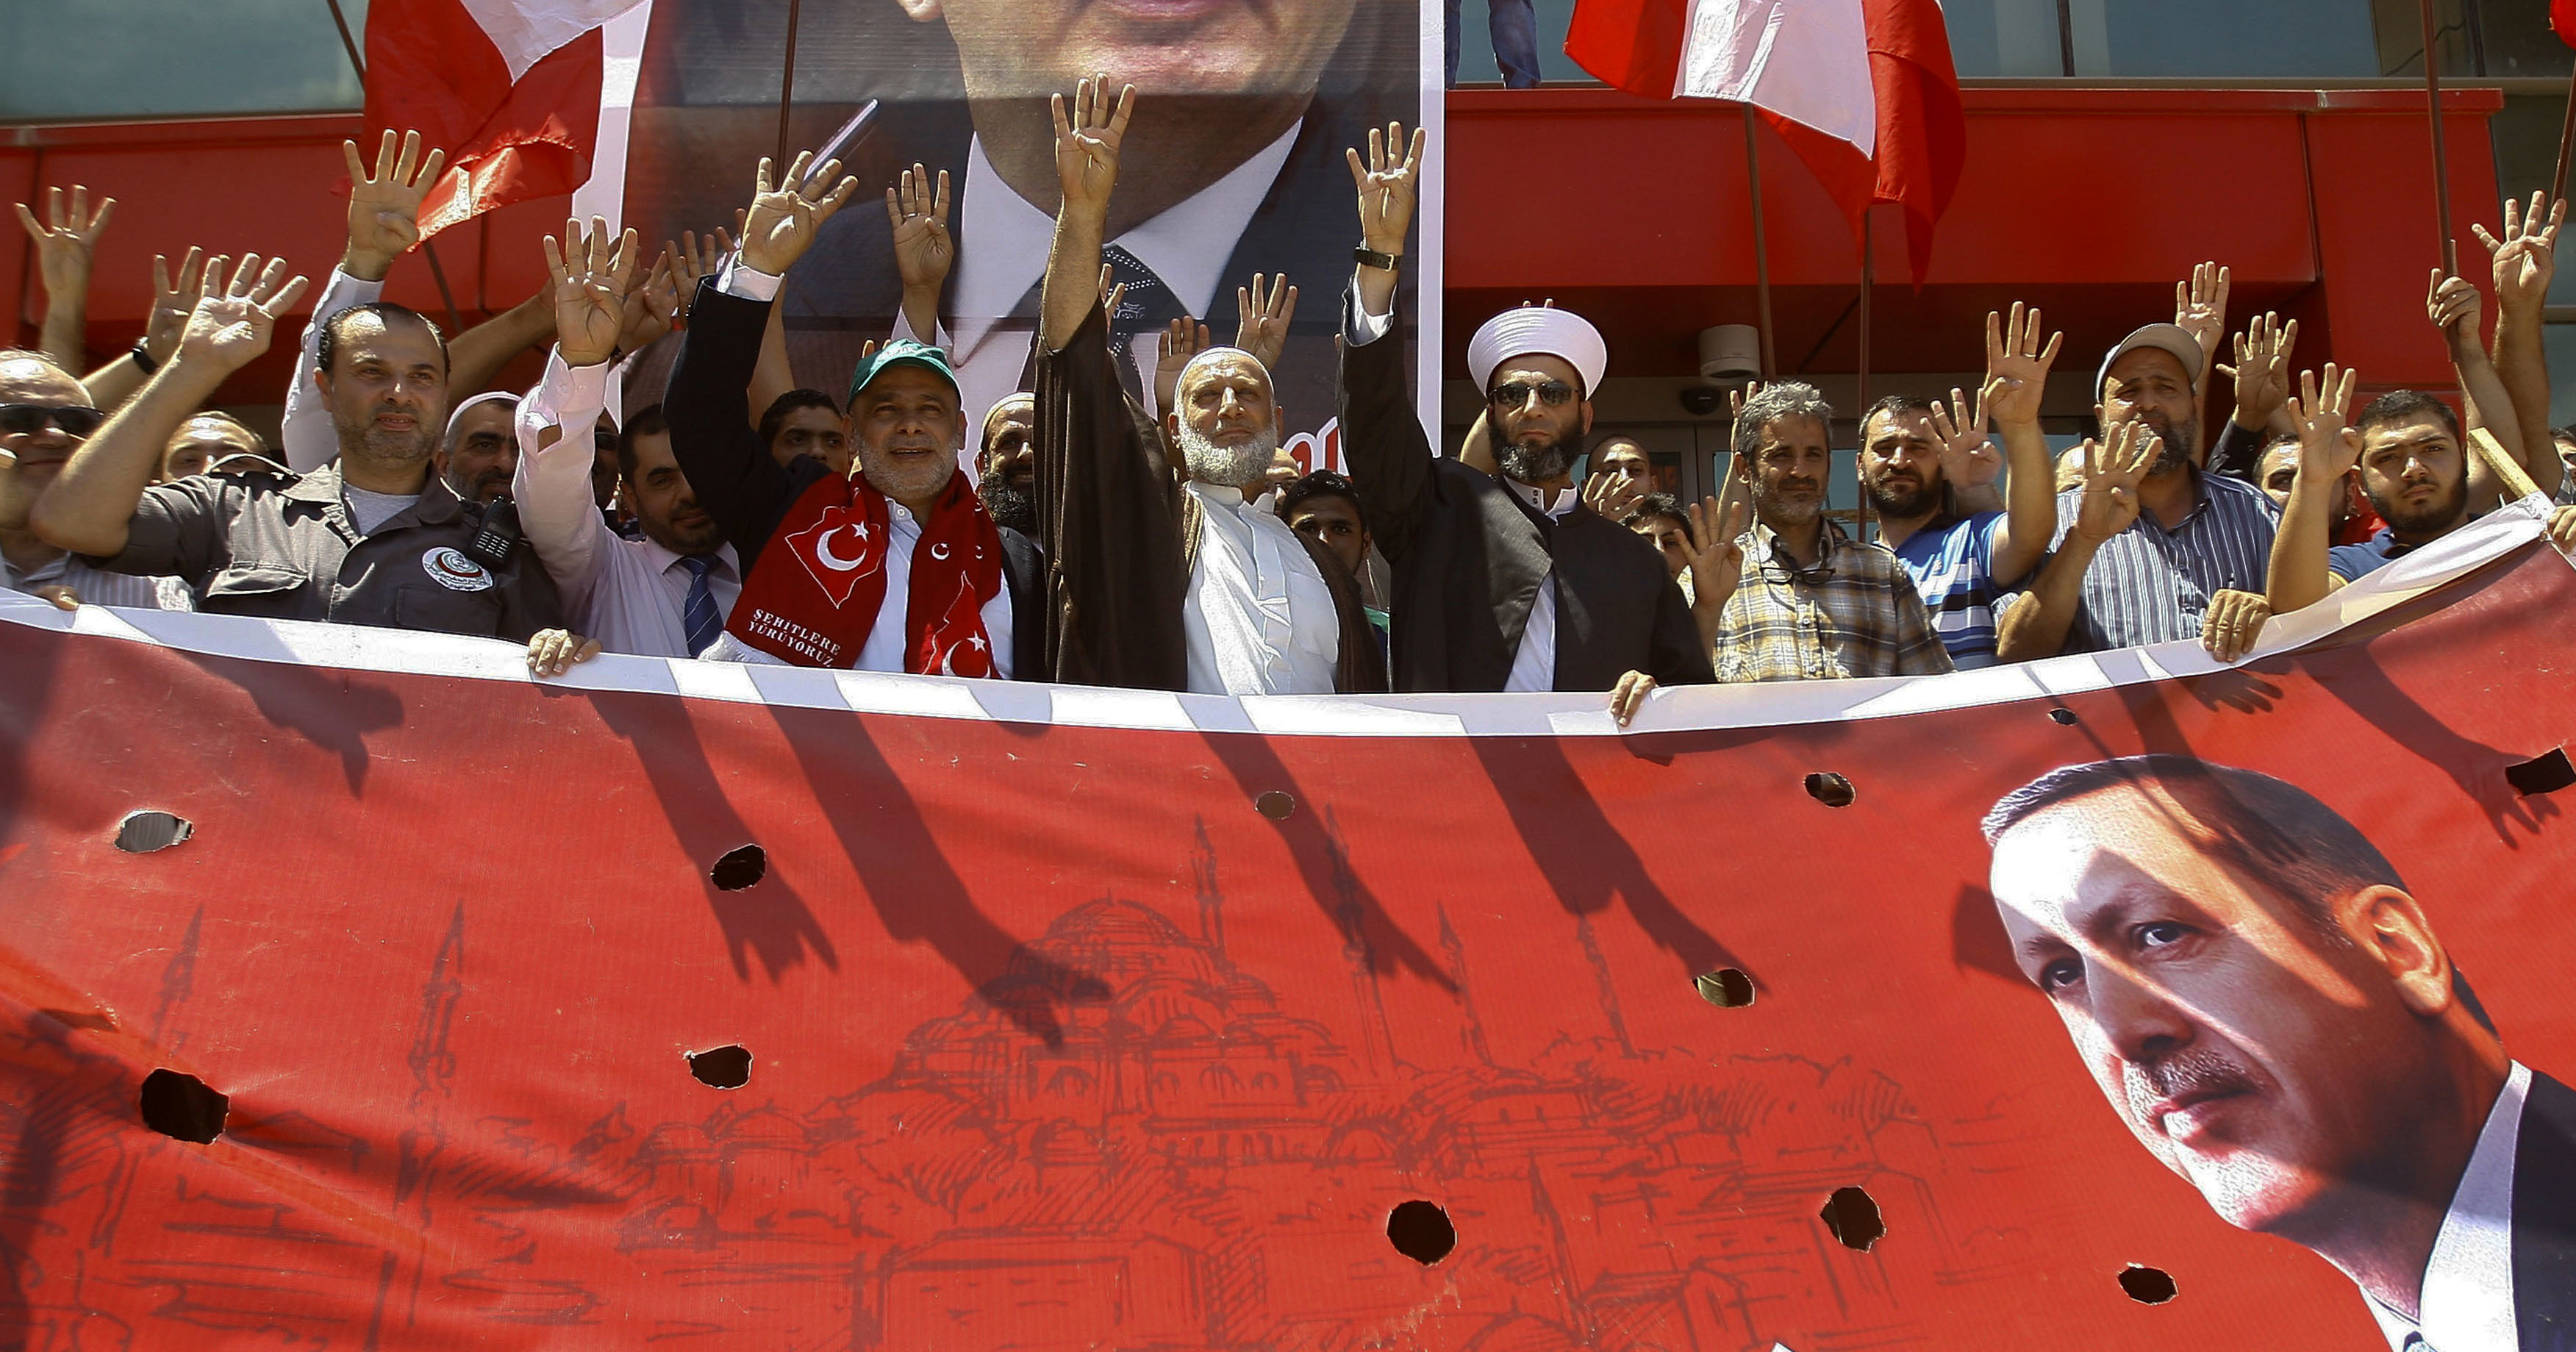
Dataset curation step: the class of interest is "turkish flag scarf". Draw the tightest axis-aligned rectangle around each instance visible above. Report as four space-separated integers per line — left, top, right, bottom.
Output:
725 472 1004 673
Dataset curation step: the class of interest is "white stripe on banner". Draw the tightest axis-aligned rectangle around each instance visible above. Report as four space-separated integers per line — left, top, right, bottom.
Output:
1 503 2561 740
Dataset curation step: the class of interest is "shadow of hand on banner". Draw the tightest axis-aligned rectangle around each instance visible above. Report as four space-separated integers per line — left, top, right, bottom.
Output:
584 690 838 983
766 704 1109 1047
1198 732 1454 991
177 650 402 793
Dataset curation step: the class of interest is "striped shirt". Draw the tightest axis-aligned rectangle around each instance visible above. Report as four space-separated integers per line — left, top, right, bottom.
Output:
1888 511 2012 670
2036 468 2278 652
1711 518 1954 682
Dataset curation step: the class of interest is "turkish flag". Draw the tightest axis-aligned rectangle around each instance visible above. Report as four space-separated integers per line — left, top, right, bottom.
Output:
362 0 643 240
2555 0 2576 46
1566 0 1965 283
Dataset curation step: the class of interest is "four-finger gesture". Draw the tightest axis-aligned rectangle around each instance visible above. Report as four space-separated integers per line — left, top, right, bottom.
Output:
887 163 954 291
665 226 736 321
2427 268 2483 345
15 185 114 298
1681 491 1751 616
1348 122 1426 256
1053 75 1136 215
180 254 312 375
546 216 639 368
619 251 680 354
1153 316 1211 415
143 247 211 363
1235 273 1297 371
1982 302 2060 430
2220 311 2297 430
2475 190 2564 312
340 129 447 281
2174 260 2229 376
2071 416 2158 546
2285 363 2361 480
740 151 860 276
1580 468 1646 521
1931 382 2002 489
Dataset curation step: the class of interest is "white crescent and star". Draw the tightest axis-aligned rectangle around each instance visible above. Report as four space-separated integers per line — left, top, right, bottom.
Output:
812 525 869 571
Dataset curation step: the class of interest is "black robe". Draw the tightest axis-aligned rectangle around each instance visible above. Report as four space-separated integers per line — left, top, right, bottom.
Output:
1334 291 1714 693
1034 301 1383 694
662 276 1047 679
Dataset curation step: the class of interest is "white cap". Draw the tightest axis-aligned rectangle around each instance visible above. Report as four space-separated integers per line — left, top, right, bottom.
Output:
443 390 520 446
1468 307 1607 396
2095 323 2203 401
1176 345 1270 400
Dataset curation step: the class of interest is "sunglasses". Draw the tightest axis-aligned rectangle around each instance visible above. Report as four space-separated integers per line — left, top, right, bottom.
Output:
1487 379 1577 409
0 403 106 438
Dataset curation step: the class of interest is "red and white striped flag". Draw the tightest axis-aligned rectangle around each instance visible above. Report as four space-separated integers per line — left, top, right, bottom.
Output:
363 0 646 240
1567 0 1966 282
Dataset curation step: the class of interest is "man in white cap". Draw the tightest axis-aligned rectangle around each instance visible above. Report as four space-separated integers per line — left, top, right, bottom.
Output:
437 390 521 504
1994 321 2278 663
1030 74 1380 695
1334 124 1709 720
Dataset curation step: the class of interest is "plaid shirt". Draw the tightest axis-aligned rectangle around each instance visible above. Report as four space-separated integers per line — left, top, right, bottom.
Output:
1710 518 1956 682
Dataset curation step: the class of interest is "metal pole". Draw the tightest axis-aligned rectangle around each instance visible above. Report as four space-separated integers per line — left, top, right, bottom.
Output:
1856 209 1874 543
1741 104 1776 382
2552 65 2576 204
322 0 365 79
2419 0 2459 276
775 0 806 171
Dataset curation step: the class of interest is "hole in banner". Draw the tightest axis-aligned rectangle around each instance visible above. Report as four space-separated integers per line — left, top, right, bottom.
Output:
2117 1265 2178 1304
687 1045 753 1090
709 845 766 891
140 1069 227 1143
1819 1187 1883 1251
1386 1200 1455 1265
2505 748 2575 796
1694 968 1756 1008
1255 790 1297 821
1803 773 1855 808
2047 707 2079 726
115 811 193 854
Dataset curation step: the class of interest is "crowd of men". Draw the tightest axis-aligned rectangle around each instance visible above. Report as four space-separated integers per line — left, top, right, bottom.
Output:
8 97 2576 724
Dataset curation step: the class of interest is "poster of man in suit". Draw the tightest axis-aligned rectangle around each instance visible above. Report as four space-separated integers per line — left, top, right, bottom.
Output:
1981 754 2575 1351
620 0 1436 466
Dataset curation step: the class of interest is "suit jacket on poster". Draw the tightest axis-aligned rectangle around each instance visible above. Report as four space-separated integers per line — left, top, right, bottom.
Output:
662 277 1047 679
779 97 1402 436
2514 1070 2576 1347
1335 291 1714 695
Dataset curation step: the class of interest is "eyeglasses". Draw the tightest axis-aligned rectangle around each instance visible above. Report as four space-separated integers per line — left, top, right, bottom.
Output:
1487 379 1576 409
0 403 106 438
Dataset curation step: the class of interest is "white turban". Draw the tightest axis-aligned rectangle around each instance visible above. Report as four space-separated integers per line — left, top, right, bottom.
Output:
1467 307 1607 396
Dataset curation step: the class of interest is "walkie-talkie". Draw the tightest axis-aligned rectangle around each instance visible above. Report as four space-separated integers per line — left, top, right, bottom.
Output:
465 496 522 571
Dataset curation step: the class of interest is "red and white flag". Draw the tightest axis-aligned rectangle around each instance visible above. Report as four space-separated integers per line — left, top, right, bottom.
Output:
363 0 646 239
1567 0 1966 282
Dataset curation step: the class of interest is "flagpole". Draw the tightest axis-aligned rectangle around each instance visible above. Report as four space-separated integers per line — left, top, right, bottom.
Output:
1855 209 1874 544
321 0 464 337
775 0 805 170
2553 65 2576 204
1740 104 1777 382
2418 0 2458 275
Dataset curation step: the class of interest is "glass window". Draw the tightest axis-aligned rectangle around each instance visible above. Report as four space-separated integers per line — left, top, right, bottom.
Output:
0 0 365 123
1944 0 2069 78
2473 0 2575 76
2075 0 2383 77
2541 323 2576 428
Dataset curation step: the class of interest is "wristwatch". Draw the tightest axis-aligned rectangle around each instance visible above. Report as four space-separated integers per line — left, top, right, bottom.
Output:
1353 246 1402 272
129 338 160 375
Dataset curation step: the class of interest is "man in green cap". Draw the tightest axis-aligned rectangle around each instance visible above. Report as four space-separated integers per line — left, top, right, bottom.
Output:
662 151 1045 676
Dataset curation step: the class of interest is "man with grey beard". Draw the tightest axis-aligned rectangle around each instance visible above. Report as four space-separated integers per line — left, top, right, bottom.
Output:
1994 323 2279 663
977 393 1037 535
1032 75 1379 695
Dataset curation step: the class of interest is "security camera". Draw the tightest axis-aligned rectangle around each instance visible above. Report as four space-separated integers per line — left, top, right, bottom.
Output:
1678 384 1727 418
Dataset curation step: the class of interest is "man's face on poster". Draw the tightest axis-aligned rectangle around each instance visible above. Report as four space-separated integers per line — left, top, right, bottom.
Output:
1986 787 2441 1237
896 0 1362 101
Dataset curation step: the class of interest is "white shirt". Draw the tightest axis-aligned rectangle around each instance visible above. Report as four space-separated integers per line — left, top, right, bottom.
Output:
702 261 1015 676
1181 481 1338 695
2368 1061 2529 1352
281 268 386 474
512 349 744 658
897 124 1302 446
1 552 193 610
341 484 421 536
1348 303 1571 691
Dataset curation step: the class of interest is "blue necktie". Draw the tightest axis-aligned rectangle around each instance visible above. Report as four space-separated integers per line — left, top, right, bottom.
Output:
679 555 723 656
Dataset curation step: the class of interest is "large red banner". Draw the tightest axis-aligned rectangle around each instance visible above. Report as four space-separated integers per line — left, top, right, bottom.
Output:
3 512 2572 1348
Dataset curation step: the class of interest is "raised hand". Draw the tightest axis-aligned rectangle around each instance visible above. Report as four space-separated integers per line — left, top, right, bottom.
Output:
1580 468 1646 521
1681 491 1750 615
545 216 639 368
1931 382 2003 488
740 151 860 276
2285 362 2361 479
1053 74 1136 216
142 246 210 363
618 251 679 355
1153 316 1210 414
2219 311 2297 431
665 226 735 321
887 163 954 292
15 184 114 298
2474 190 2564 312
2070 415 2158 546
2174 260 2229 375
1235 273 1296 371
1348 121 1427 256
339 129 447 281
2427 269 2483 346
1096 264 1127 320
179 254 312 375
1983 302 2061 430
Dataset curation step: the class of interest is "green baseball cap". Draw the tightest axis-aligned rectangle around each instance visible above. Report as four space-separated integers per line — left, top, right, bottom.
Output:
846 338 961 406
